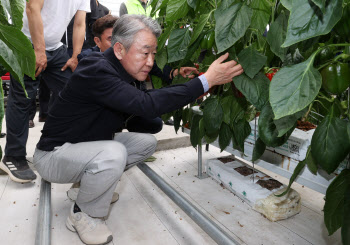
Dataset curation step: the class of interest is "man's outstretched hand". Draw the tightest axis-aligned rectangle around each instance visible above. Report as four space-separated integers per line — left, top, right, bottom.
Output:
204 53 243 88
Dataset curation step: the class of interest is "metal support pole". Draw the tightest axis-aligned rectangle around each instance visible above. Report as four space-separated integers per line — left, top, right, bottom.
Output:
137 163 240 245
35 179 51 245
196 143 208 179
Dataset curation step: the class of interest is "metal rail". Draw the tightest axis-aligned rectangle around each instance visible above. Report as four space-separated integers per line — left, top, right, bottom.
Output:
35 179 51 245
34 164 240 245
196 143 208 179
137 162 240 245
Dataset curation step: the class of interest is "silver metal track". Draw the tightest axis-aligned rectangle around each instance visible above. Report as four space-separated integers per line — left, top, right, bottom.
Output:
35 179 51 245
137 162 240 245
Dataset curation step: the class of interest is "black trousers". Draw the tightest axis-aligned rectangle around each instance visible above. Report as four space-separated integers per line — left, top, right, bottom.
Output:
5 45 72 157
28 78 50 121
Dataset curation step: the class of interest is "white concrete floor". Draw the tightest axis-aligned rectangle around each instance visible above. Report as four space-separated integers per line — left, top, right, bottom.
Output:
0 114 342 245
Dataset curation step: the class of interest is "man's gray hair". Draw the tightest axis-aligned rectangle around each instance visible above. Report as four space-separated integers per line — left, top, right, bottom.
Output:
111 14 162 51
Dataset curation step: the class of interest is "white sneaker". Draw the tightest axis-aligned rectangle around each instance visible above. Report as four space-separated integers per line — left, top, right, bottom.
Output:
66 204 113 245
67 183 119 204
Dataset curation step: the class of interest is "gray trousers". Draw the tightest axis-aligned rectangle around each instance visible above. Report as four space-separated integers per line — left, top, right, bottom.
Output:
5 45 71 157
33 132 157 217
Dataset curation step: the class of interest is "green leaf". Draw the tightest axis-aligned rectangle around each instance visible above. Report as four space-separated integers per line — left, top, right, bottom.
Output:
234 72 270 111
187 0 198 9
219 0 236 9
267 11 288 61
342 185 350 245
204 132 218 144
189 13 211 46
180 31 205 67
151 75 162 89
167 28 191 63
230 97 245 124
280 0 292 10
0 40 25 92
199 118 205 139
173 109 182 133
214 2 253 53
324 169 350 235
0 23 35 80
144 156 157 162
311 109 350 174
269 55 321 120
274 108 307 137
182 107 190 125
310 0 326 13
259 104 295 147
275 160 306 197
237 46 267 79
166 0 190 22
252 137 266 161
151 0 168 16
0 3 8 25
190 114 202 147
231 119 251 152
158 23 174 52
220 95 234 125
203 98 223 136
282 0 342 47
1 0 11 18
219 122 232 152
10 0 25 28
304 146 318 175
155 48 167 70
249 0 271 34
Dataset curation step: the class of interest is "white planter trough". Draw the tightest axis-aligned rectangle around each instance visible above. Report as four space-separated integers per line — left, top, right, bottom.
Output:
206 156 301 221
188 106 349 195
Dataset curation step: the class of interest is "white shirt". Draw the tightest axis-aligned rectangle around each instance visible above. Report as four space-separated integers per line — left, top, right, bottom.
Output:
22 0 90 51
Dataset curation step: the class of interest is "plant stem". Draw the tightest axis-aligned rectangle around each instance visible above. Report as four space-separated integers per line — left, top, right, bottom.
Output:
207 0 215 9
303 102 314 121
271 0 277 24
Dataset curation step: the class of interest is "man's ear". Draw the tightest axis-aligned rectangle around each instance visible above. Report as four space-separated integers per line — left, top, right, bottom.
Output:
113 42 125 60
94 37 101 49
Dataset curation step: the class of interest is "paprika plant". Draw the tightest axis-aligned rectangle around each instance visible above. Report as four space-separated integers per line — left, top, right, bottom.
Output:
150 0 350 242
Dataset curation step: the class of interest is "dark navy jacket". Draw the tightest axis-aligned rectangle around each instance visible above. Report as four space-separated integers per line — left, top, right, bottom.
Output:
36 48 204 151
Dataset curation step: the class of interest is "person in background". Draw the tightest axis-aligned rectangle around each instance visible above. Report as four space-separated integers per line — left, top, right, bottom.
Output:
119 0 151 16
0 0 90 183
33 14 243 245
62 0 110 57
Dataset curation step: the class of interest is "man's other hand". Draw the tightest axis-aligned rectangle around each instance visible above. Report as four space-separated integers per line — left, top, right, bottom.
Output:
179 67 199 79
35 50 47 77
204 53 243 88
61 57 79 72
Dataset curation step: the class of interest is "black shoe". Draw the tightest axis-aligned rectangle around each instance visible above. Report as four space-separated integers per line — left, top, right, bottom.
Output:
164 119 174 126
29 120 35 128
0 156 37 182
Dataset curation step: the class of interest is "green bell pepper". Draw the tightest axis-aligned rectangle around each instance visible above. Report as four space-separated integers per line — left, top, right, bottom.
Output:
315 47 334 66
200 30 215 50
206 31 215 50
321 62 350 95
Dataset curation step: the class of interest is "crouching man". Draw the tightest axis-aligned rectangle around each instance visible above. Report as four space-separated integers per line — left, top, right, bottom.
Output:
33 14 243 245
